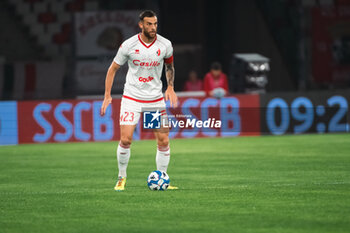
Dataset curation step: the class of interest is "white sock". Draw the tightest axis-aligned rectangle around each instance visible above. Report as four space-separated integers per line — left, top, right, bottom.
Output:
117 142 130 177
156 145 170 172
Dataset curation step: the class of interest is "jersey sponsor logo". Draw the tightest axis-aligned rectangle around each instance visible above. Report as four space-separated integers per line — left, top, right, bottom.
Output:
157 49 161 56
139 76 154 82
132 60 160 67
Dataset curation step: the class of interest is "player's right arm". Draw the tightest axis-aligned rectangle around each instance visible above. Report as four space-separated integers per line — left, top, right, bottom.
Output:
100 61 120 116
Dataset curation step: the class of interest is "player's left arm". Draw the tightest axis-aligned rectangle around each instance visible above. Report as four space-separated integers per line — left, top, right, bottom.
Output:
165 62 178 107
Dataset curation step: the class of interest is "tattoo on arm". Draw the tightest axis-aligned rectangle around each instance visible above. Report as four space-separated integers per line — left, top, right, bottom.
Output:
165 63 175 87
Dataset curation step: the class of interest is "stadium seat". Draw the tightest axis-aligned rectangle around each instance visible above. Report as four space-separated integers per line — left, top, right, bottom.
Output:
84 1 99 11
319 0 333 5
58 0 73 4
50 23 72 46
8 0 88 58
49 1 65 13
15 3 30 15
8 0 22 5
38 12 56 24
47 23 61 36
301 0 316 7
53 33 69 45
57 12 71 23
45 45 59 56
29 23 45 36
37 34 51 45
66 0 85 12
336 0 350 5
24 0 43 4
61 23 71 34
22 13 37 26
61 44 71 56
33 2 48 13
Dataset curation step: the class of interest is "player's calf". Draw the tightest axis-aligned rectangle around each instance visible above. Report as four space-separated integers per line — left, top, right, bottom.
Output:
156 144 170 172
117 141 131 179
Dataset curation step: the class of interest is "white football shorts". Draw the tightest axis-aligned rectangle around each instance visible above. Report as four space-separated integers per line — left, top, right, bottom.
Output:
119 96 167 125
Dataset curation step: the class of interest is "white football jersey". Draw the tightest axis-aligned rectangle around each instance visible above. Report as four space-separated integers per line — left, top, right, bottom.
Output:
113 33 173 102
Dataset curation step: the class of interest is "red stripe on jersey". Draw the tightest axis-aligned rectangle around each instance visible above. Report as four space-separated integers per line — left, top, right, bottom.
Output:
138 34 157 48
164 55 173 64
123 95 164 103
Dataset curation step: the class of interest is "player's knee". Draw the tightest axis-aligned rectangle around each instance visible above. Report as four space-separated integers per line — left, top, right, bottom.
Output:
157 137 169 147
120 136 132 147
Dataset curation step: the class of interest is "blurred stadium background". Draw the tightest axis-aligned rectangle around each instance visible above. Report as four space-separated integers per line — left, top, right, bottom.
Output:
0 0 349 145
0 0 350 98
0 1 350 232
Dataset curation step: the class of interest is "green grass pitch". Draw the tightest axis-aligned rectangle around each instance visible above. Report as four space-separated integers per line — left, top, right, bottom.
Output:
1 134 350 233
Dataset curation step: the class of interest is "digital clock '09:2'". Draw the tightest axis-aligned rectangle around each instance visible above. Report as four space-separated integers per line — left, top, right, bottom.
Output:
266 95 349 135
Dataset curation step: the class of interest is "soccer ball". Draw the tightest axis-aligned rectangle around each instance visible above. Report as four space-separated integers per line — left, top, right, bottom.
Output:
147 170 170 191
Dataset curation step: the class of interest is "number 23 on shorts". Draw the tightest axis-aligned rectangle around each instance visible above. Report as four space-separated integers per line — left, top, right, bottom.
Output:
120 111 135 122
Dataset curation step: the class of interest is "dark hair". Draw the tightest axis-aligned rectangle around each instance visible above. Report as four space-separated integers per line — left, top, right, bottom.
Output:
211 62 222 70
139 10 157 21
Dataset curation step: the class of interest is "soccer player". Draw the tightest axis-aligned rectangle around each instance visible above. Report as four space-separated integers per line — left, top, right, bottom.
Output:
100 10 178 191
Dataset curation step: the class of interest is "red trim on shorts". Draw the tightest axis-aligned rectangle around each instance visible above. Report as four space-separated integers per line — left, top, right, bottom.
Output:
164 55 173 64
138 34 157 48
123 95 164 103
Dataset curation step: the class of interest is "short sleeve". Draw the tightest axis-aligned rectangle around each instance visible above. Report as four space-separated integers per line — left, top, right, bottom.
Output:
113 43 128 66
164 41 173 64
